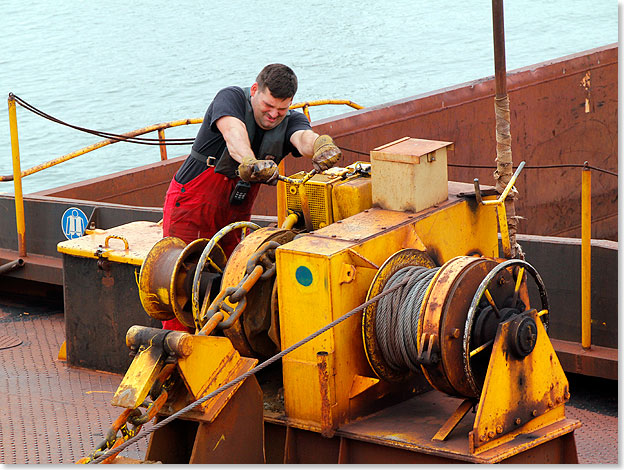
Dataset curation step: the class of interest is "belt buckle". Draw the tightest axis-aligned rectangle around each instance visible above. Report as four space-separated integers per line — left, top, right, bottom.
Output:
207 156 216 167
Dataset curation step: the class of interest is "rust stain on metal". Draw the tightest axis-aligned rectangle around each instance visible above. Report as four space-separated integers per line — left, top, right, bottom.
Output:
317 351 335 438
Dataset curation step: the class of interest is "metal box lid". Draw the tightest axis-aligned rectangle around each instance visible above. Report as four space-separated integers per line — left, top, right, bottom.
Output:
371 137 454 163
57 221 163 265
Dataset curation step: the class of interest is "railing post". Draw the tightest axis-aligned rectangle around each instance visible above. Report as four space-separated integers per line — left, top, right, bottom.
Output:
8 93 27 257
581 163 591 349
157 129 168 160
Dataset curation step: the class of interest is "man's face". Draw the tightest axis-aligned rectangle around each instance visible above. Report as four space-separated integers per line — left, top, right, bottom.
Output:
250 82 292 130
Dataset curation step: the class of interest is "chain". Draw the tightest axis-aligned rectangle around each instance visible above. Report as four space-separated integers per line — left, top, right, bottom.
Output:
86 242 283 462
77 366 176 464
198 241 279 332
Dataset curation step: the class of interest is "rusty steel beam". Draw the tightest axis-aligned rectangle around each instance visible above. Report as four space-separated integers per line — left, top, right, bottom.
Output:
492 0 508 99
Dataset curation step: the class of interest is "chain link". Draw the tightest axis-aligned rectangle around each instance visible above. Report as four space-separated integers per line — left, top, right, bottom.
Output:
199 241 280 330
76 367 175 464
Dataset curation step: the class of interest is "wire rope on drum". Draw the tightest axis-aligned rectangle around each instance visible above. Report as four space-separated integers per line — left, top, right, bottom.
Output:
376 265 440 373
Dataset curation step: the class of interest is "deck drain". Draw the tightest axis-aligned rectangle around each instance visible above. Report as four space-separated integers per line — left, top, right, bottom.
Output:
0 334 22 350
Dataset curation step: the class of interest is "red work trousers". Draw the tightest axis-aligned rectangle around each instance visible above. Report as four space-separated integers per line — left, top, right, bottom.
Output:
161 167 261 331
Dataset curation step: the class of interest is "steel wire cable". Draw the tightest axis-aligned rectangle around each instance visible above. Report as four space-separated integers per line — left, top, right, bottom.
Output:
88 273 416 464
11 94 195 146
375 265 439 372
339 146 617 177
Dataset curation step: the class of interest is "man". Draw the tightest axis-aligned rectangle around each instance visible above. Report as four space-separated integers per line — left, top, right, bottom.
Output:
161 63 341 331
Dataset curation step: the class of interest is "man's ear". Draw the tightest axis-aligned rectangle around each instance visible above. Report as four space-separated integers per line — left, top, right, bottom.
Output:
250 82 258 97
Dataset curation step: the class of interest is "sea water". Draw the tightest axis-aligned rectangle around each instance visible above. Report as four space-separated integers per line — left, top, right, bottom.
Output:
0 0 618 194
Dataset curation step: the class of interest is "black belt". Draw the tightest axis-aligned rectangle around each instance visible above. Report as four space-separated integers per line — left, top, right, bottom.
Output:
190 148 217 167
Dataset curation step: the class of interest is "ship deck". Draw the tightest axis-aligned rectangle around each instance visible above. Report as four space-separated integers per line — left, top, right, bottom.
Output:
0 294 617 464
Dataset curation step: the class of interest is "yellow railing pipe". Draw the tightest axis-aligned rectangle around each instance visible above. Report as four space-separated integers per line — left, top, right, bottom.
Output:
581 164 591 349
2 99 363 183
290 99 364 110
0 118 203 182
157 128 168 161
8 94 26 257
290 99 364 122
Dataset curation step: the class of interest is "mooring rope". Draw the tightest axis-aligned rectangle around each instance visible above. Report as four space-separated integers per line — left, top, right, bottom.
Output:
376 265 439 372
89 273 416 464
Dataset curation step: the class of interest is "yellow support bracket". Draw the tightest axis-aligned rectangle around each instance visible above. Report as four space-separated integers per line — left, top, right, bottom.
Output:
474 161 525 258
469 309 574 454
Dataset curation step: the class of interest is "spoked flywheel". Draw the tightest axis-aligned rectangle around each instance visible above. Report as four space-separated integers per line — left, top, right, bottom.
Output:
462 258 549 396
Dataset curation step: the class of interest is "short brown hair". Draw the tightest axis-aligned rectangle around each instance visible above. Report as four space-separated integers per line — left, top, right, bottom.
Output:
256 64 298 99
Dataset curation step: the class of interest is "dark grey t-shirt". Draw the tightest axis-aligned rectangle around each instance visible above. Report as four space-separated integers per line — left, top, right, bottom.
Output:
174 86 311 184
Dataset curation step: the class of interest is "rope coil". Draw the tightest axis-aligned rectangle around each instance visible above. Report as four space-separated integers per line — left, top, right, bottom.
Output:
376 265 439 373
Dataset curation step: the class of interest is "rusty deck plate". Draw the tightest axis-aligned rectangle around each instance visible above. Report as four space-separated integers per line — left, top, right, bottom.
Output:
0 304 147 464
0 299 617 464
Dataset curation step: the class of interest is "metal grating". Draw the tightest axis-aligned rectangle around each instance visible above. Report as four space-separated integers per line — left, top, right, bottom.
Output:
285 174 334 229
0 334 22 350
0 310 147 464
566 406 618 464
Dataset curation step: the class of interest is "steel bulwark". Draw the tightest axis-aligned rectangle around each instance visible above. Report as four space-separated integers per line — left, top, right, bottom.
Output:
263 45 618 241
0 194 163 286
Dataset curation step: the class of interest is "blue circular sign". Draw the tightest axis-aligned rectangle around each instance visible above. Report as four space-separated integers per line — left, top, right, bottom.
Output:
61 207 89 240
295 266 313 287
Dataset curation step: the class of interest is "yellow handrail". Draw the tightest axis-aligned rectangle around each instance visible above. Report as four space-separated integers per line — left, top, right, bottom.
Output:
290 99 364 122
2 98 363 182
0 117 203 182
8 95 26 256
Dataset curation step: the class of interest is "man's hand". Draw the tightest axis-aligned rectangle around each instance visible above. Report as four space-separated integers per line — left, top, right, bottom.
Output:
312 135 341 171
238 156 279 185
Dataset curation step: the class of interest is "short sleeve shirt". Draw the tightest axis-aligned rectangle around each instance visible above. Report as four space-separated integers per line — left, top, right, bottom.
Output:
174 86 311 184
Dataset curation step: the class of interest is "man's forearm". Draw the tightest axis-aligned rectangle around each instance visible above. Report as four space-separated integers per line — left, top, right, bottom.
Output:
291 129 319 158
216 116 255 164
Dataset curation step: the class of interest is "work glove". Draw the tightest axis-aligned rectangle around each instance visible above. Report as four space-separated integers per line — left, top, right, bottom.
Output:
312 135 341 171
238 156 279 185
